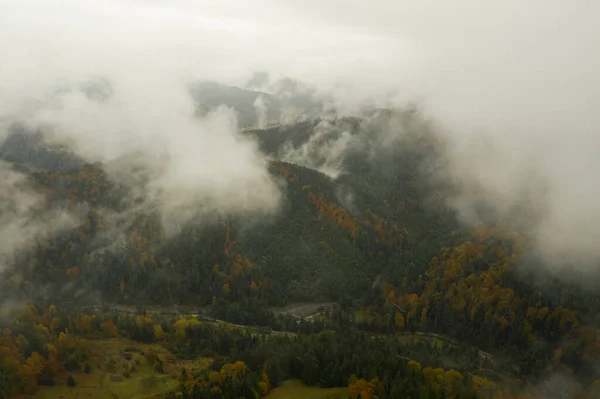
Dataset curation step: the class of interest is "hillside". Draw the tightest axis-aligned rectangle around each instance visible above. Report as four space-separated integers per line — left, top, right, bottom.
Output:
190 78 323 128
0 112 456 307
1 108 600 398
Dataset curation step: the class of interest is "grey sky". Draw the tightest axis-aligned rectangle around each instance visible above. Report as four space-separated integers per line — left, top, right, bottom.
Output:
3 0 598 124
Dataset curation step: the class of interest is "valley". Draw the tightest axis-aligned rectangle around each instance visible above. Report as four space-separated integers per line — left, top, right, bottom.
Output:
1 0 597 397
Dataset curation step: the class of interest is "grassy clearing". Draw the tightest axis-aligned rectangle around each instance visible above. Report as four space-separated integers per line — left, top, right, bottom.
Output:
22 337 212 399
267 380 348 399
273 302 336 318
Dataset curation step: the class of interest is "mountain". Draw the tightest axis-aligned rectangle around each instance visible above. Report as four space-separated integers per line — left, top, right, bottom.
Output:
0 123 81 172
0 110 456 307
190 77 324 128
2 85 600 399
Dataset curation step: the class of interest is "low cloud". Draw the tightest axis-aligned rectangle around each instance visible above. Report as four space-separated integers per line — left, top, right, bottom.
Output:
0 163 79 273
436 124 600 272
29 81 281 230
280 121 354 179
254 94 269 129
0 0 598 277
1 0 282 234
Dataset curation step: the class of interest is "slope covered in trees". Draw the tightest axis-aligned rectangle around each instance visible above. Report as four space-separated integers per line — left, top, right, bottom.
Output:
0 111 459 308
2 108 600 398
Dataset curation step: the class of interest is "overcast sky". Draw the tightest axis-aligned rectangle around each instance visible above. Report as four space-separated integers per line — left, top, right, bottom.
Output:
2 0 597 134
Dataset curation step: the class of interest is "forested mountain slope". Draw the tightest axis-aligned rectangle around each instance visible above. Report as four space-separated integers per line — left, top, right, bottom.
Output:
2 108 600 398
0 112 456 307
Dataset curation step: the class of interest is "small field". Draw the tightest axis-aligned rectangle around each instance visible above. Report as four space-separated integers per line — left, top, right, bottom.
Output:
273 302 336 318
267 380 348 399
20 337 212 399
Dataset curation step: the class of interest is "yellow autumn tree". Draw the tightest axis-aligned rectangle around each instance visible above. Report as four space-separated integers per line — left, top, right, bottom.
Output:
44 343 62 375
50 317 61 333
395 313 405 331
348 376 380 399
250 281 259 293
231 361 247 378
76 314 93 333
444 369 464 397
208 371 222 385
48 304 57 315
153 325 165 341
102 320 118 337
258 371 271 395
57 332 73 354
420 307 428 329
18 352 44 394
408 360 422 374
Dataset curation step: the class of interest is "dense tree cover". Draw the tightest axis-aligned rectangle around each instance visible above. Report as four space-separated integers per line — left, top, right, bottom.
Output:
0 304 95 397
369 228 600 383
2 139 440 307
0 304 525 398
2 113 600 398
0 124 81 172
2 303 599 398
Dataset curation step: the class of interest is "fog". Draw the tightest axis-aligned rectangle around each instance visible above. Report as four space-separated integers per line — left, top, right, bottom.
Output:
1 0 599 270
0 163 78 273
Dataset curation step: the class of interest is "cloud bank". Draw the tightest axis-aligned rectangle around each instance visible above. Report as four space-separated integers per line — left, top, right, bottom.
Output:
0 163 78 273
1 0 599 272
1 0 284 229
